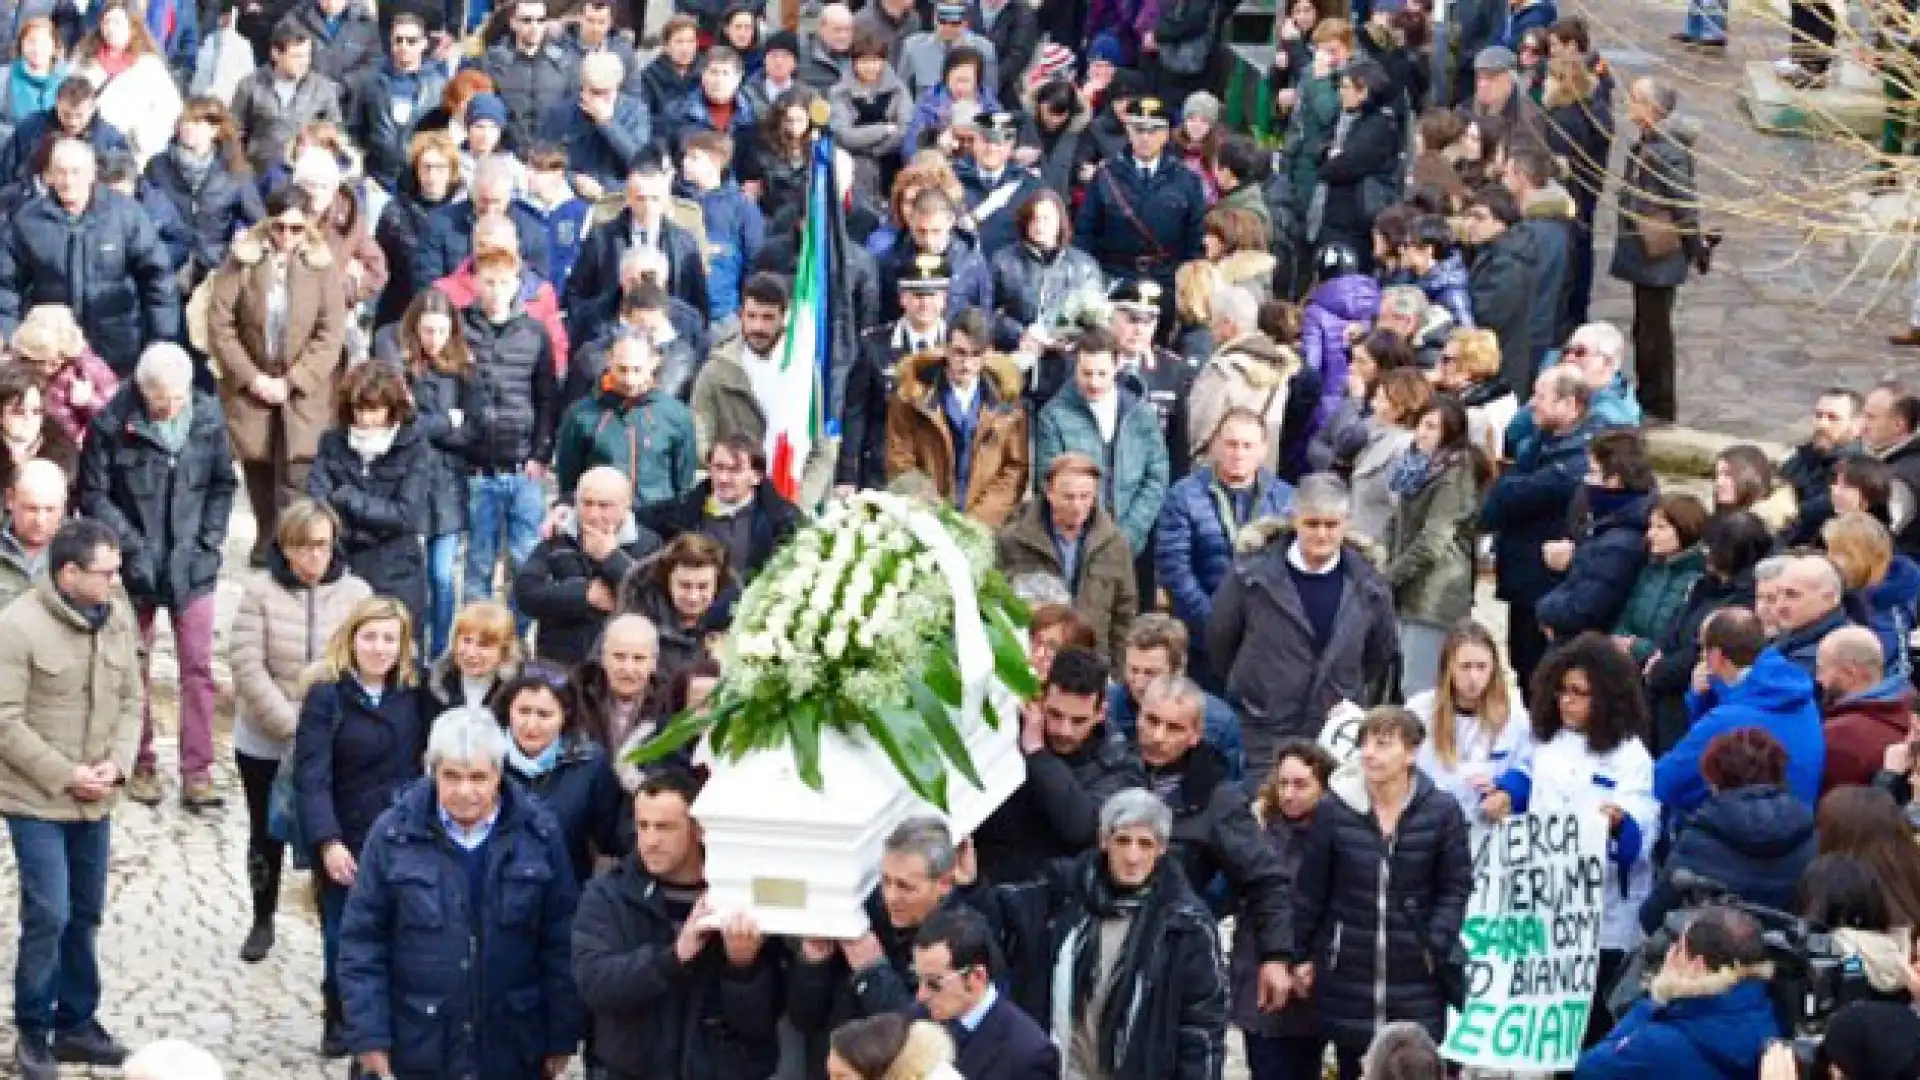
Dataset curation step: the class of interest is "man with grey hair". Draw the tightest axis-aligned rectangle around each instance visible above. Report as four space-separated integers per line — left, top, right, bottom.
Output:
1192 285 1293 468
1480 365 1595 687
124 1040 224 1080
1373 285 1447 366
338 705 581 1080
1753 553 1793 636
415 156 553 292
981 787 1227 1080
1210 473 1397 779
1133 674 1297 1015
792 815 966 1038
516 466 663 667
1610 74 1701 423
0 136 179 374
78 342 237 811
1816 625 1914 790
1771 553 1854 675
1363 1021 1446 1080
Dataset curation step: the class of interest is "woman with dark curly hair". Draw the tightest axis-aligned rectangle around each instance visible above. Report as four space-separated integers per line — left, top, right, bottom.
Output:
1494 632 1656 1045
1641 727 1816 934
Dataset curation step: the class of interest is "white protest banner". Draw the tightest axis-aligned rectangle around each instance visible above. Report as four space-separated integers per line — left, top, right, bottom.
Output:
1441 810 1609 1073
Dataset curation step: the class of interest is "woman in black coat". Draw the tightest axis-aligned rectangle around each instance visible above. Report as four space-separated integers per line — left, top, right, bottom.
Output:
387 289 477 660
1643 510 1772 756
1289 706 1473 1080
372 132 462 330
494 672 626 888
306 361 431 621
1313 59 1401 265
142 96 266 285
1535 429 1659 640
616 533 739 686
291 595 428 1058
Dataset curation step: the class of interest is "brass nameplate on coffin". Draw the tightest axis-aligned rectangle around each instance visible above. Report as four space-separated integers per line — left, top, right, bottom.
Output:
752 877 809 909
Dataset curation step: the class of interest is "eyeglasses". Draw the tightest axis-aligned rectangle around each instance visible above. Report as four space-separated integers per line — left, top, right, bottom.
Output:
391 34 423 45
1563 344 1592 357
916 967 975 991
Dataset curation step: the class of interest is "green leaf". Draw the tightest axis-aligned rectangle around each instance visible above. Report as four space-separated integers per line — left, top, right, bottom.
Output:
787 700 824 790
985 605 1043 699
924 645 964 708
867 706 951 809
629 707 711 764
910 681 982 791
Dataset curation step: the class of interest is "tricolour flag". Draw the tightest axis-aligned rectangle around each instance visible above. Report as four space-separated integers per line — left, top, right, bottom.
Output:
766 135 845 505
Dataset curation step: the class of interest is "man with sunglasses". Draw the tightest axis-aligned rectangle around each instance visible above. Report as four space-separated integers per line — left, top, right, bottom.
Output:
912 907 1057 1080
481 0 581 151
343 9 449 187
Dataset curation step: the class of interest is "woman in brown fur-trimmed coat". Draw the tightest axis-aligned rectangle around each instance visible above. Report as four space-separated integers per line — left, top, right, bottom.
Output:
208 186 349 565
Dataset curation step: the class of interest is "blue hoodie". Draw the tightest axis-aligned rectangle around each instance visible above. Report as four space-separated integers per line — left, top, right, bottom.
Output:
1862 554 1920 681
1655 648 1826 813
1575 976 1780 1080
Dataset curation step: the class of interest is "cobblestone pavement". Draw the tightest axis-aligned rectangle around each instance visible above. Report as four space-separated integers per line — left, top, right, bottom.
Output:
1582 8 1914 443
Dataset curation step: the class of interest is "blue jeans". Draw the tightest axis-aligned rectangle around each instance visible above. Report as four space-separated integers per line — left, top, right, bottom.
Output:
1685 0 1727 41
7 816 111 1036
424 532 461 660
463 473 543 612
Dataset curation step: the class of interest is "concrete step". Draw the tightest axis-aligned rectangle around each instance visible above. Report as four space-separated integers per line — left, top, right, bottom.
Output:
1738 58 1886 139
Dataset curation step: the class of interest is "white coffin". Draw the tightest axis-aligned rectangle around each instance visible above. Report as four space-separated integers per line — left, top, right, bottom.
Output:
692 688 1026 939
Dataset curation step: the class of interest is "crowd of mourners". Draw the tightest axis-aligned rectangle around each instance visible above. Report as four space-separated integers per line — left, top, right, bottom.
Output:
0 0 1914 1077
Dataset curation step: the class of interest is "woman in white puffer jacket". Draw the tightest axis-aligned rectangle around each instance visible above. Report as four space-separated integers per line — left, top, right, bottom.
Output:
1409 618 1533 823
71 0 182 170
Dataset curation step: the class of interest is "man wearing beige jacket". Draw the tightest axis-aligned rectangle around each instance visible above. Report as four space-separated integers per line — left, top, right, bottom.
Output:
0 518 143 1080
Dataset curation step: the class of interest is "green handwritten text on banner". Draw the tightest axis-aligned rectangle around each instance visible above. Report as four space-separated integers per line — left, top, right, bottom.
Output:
1442 810 1609 1072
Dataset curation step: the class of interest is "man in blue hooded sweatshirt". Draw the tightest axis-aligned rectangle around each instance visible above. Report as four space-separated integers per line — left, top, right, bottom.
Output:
1654 606 1826 813
1576 905 1780 1080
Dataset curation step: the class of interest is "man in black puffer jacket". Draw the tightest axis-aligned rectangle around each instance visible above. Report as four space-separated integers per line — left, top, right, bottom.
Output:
981 789 1227 1080
463 249 558 614
572 766 783 1080
0 139 180 375
1287 708 1472 1077
514 467 661 668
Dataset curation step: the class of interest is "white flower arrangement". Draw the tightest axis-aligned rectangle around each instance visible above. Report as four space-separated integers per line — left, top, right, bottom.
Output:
1052 285 1115 339
638 491 1037 807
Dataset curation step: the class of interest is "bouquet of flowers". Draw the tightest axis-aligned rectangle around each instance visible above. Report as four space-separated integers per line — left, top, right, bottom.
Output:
636 491 1039 809
1046 285 1114 345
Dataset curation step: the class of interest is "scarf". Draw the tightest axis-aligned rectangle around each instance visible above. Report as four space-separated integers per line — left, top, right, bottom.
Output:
348 424 399 461
152 399 193 452
1389 447 1456 498
508 737 562 779
169 142 217 192
7 61 62 119
1068 861 1176 1077
705 492 753 518
58 587 110 631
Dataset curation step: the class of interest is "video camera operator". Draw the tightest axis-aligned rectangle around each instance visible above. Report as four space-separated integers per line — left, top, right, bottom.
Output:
1797 853 1917 1008
1576 904 1782 1080
1762 1001 1920 1080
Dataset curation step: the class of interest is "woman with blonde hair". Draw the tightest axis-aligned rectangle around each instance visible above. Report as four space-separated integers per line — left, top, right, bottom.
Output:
1172 259 1220 364
1541 53 1609 324
11 304 114 447
827 1013 963 1080
1824 511 1920 680
1430 327 1515 459
1410 619 1531 819
228 498 371 963
1205 206 1278 303
291 595 426 1058
70 0 181 168
0 16 65 146
373 130 464 328
427 600 522 712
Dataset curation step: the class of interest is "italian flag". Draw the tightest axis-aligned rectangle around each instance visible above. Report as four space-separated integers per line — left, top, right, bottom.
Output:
766 138 840 506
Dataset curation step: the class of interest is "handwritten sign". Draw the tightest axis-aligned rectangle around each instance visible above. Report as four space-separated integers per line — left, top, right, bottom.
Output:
1441 810 1608 1073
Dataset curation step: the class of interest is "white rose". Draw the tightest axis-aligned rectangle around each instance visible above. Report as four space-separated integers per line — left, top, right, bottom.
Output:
823 626 850 659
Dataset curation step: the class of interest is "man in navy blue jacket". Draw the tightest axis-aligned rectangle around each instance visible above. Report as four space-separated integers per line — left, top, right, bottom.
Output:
911 907 1058 1080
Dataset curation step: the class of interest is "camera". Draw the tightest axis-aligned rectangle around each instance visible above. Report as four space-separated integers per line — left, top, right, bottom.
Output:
1606 869 1876 1057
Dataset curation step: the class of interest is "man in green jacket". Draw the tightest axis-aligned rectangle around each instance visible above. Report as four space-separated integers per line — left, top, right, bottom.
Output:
1033 326 1171 557
554 335 699 508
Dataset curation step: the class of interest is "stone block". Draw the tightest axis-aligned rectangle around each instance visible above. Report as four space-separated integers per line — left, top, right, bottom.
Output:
1738 59 1886 139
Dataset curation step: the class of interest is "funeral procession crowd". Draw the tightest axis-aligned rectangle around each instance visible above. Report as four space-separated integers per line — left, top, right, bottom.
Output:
0 0 1914 1073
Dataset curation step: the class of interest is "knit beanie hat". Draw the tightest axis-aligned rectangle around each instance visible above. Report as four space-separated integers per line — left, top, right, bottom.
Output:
465 93 509 129
764 29 801 58
1088 33 1124 65
1182 91 1221 124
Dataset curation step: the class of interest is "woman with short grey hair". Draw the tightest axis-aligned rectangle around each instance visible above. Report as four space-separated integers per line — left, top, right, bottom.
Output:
1098 787 1174 846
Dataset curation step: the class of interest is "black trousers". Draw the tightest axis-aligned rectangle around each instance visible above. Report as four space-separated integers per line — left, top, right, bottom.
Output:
1631 284 1678 421
236 749 284 925
1508 600 1552 696
1789 0 1839 72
